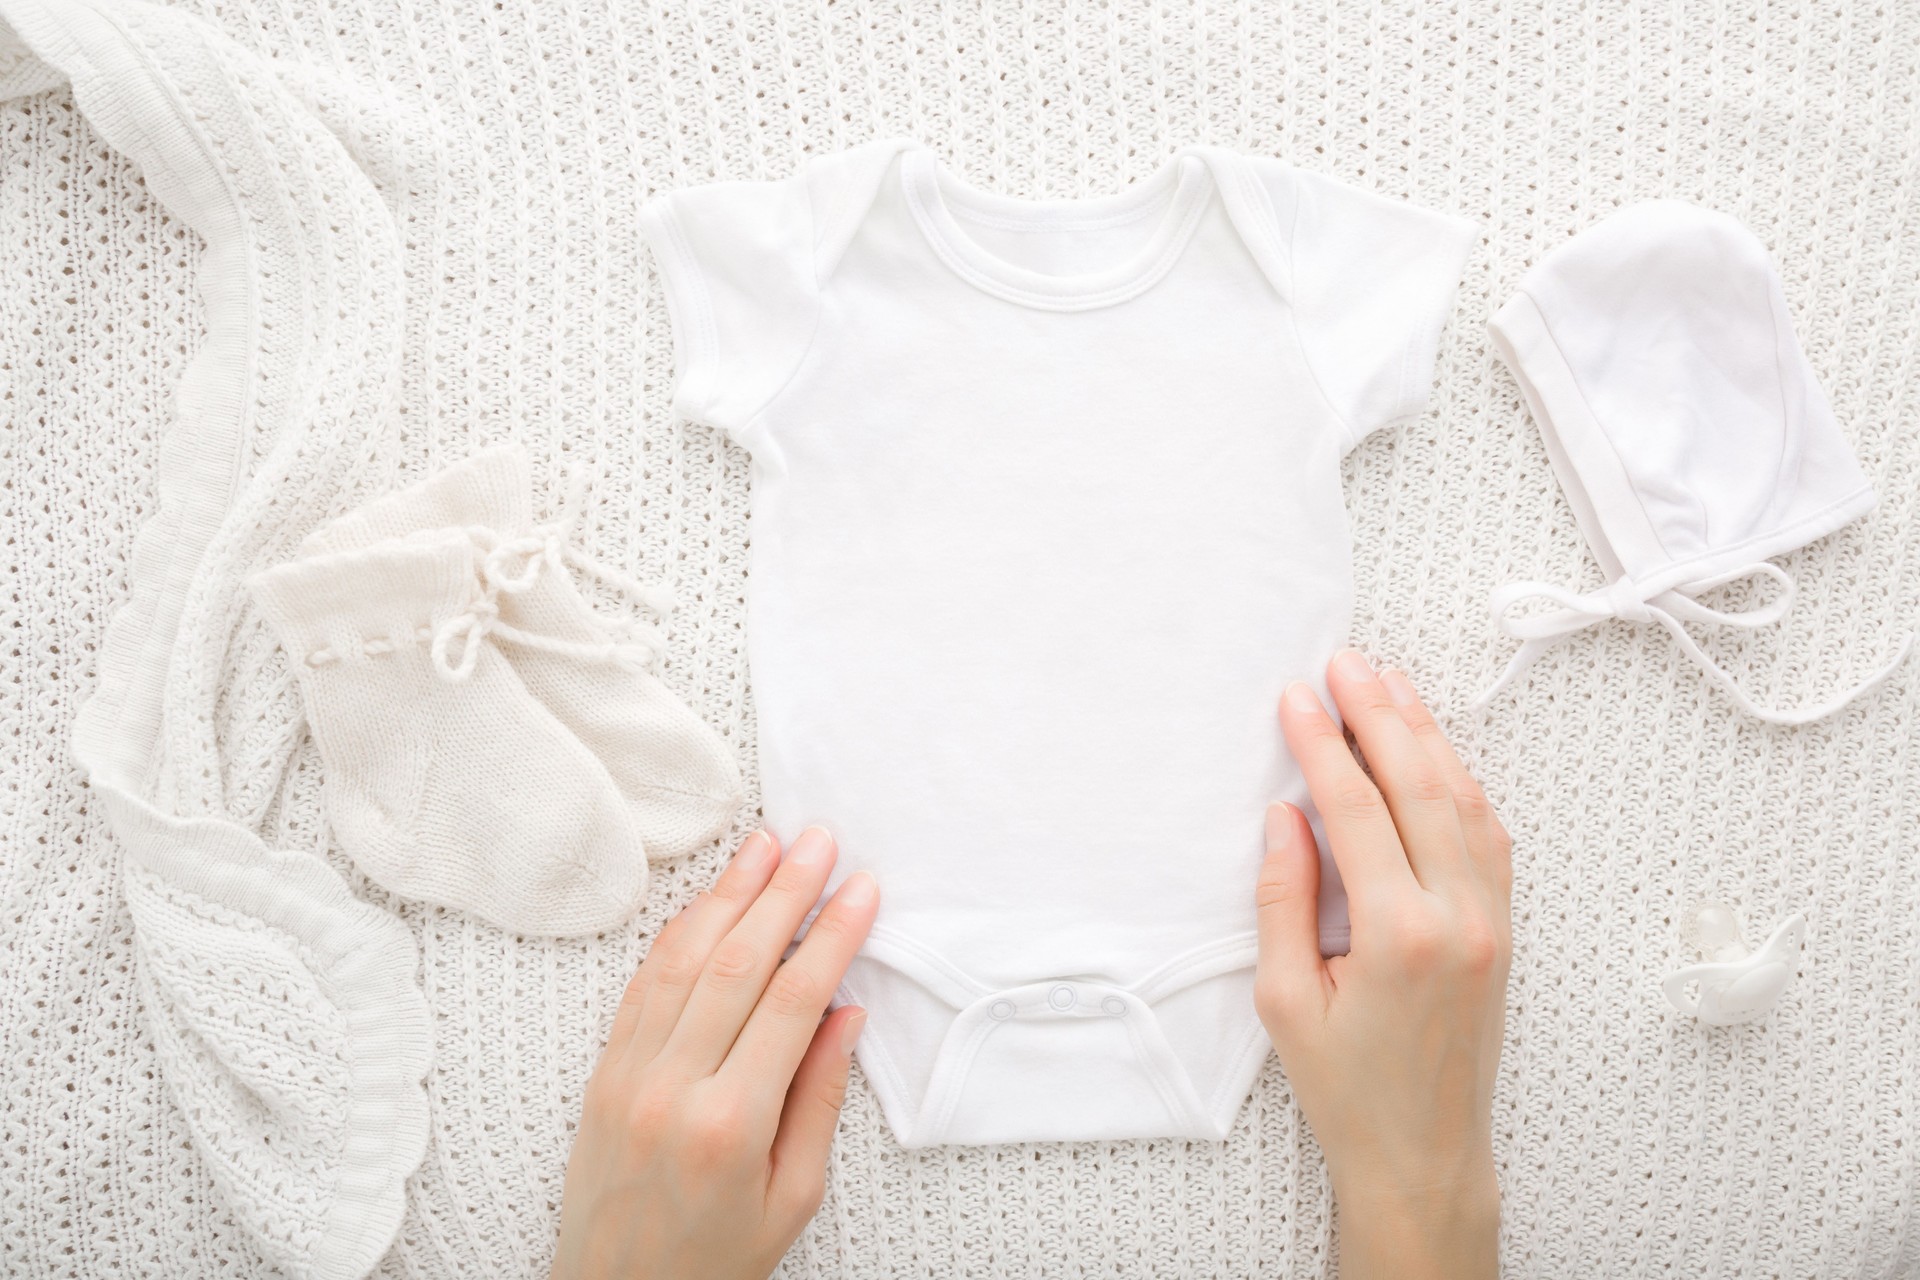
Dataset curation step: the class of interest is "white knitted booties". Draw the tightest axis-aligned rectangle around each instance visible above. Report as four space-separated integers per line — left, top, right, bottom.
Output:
299 444 744 861
249 530 650 935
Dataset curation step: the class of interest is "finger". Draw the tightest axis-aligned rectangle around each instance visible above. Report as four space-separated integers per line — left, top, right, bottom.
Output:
606 891 707 1059
1254 803 1329 1023
722 871 879 1100
1325 650 1473 891
663 825 840 1076
1279 680 1416 899
1379 668 1514 907
627 830 781 1064
766 1005 864 1226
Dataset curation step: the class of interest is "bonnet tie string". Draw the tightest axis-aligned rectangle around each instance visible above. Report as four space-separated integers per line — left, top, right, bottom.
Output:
1471 562 1912 725
429 515 673 682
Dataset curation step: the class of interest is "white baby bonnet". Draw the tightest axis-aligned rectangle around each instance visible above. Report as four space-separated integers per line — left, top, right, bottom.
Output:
1475 200 1911 724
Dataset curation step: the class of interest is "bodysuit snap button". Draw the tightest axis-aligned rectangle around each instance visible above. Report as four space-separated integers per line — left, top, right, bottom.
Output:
1047 984 1076 1011
989 999 1015 1021
1101 996 1127 1016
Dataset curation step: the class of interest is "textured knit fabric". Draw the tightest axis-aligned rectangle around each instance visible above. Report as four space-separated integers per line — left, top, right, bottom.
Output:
638 138 1474 1145
1 2 1917 1279
249 531 653 936
1 1 432 1276
298 444 745 863
1475 199 1913 723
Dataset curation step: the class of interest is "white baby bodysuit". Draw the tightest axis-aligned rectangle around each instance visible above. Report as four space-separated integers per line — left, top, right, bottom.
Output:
639 139 1475 1146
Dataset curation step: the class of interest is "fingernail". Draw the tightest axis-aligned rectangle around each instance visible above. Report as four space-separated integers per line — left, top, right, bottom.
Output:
836 870 878 908
788 825 836 869
733 830 775 874
1381 668 1420 707
840 1009 867 1055
1283 681 1321 714
1264 802 1294 851
1332 648 1374 682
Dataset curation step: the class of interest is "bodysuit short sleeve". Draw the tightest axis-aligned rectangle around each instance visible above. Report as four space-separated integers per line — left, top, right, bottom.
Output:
637 172 818 444
1285 171 1479 452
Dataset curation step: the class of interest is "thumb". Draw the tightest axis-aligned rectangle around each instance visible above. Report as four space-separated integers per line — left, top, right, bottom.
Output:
1255 803 1328 1022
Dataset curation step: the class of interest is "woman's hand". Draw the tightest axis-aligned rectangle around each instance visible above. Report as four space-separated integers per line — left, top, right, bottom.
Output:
552 827 877 1280
1256 652 1511 1280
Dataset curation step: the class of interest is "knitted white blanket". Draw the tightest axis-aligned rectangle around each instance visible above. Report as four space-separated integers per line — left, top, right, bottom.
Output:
1 1 1914 1277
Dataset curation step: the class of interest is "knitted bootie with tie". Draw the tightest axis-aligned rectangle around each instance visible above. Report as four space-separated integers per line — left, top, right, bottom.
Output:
249 530 648 934
301 444 745 859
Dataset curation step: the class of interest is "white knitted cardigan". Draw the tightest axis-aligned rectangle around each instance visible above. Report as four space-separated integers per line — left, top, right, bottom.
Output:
0 3 428 1276
3 2 1918 1278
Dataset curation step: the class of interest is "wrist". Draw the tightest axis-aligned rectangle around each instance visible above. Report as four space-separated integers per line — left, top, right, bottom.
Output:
1331 1163 1500 1280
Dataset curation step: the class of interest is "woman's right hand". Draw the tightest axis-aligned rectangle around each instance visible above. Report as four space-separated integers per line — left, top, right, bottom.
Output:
551 827 877 1280
1255 653 1512 1280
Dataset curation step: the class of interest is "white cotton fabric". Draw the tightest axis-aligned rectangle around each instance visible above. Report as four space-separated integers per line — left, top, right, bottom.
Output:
1476 200 1913 723
248 530 654 937
639 138 1477 1146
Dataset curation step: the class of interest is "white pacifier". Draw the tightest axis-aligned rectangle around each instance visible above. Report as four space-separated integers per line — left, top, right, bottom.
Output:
1661 903 1805 1026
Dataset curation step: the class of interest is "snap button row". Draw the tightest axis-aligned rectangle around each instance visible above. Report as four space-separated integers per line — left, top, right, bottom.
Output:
986 987 1131 1021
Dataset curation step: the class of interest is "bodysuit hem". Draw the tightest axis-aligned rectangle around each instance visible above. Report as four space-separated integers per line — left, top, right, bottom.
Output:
838 925 1272 1147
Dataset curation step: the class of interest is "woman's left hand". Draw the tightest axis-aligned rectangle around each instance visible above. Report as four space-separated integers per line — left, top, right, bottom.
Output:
551 827 878 1280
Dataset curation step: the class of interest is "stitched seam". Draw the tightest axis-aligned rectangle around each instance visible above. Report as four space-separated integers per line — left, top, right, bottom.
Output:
945 199 1173 233
832 972 925 1142
862 922 999 1002
903 156 1210 311
1525 289 1679 564
930 148 1192 232
734 176 825 434
1118 1004 1213 1134
1391 216 1475 435
1271 168 1365 453
646 204 719 420
927 1012 1002 1141
1652 485 1878 591
1208 1013 1277 1123
1129 928 1259 1002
